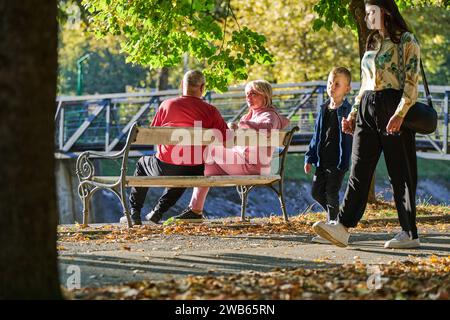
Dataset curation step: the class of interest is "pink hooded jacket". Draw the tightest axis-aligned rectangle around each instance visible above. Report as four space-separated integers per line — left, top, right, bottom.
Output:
235 106 290 174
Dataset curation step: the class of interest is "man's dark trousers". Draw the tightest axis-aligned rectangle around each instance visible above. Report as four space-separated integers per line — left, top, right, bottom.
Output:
129 155 204 216
311 167 345 221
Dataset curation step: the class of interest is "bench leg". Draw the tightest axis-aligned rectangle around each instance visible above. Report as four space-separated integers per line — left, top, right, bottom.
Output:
237 186 249 222
119 184 132 228
78 184 92 227
241 192 248 222
277 182 289 222
82 196 89 227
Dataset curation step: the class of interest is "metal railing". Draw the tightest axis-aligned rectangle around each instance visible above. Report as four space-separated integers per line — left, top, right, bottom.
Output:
54 82 450 160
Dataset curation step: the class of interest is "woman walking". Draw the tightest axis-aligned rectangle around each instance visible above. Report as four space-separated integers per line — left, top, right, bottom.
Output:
314 0 421 249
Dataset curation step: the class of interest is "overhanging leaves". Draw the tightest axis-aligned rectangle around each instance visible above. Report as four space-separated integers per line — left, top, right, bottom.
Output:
82 0 273 91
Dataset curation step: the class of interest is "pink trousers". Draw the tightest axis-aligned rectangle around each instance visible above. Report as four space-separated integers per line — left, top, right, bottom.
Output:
189 146 269 212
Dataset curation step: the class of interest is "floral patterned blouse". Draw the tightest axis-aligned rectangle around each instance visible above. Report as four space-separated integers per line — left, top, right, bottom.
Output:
352 32 420 118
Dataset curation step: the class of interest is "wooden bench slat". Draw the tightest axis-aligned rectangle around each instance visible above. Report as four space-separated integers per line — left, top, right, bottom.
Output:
93 175 281 187
133 127 288 147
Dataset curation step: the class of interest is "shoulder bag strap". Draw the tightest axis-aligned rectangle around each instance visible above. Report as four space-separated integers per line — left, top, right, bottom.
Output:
398 33 433 108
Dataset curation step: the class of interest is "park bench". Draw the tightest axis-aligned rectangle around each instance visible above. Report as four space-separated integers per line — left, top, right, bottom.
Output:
76 122 299 227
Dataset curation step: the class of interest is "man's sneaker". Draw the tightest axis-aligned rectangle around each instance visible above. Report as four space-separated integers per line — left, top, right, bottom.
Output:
119 212 142 226
313 221 350 247
145 210 163 224
311 235 331 244
384 231 420 249
174 208 204 223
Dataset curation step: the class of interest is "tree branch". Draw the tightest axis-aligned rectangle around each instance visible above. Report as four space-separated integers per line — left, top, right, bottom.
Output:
228 0 240 30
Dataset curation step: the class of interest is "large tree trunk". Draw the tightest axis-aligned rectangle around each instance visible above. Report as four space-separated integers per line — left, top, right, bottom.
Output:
367 173 377 203
349 0 371 61
0 1 61 299
350 0 377 203
158 67 169 91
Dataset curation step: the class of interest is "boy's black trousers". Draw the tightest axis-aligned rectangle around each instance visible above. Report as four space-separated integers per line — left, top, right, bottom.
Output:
311 167 345 221
339 89 418 239
129 155 204 216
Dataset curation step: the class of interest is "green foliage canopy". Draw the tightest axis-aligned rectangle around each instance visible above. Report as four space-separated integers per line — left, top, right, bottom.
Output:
83 0 273 91
58 0 448 94
232 0 360 83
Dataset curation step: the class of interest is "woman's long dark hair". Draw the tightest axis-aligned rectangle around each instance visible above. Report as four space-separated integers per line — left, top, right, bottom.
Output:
364 0 411 50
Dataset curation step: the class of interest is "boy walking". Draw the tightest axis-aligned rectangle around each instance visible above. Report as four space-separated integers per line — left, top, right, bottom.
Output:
304 67 353 244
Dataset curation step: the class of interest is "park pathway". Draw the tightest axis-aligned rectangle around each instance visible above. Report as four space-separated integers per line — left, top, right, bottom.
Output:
58 224 449 288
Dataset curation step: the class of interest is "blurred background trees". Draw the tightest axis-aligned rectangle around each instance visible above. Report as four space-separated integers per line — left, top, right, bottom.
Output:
57 0 449 95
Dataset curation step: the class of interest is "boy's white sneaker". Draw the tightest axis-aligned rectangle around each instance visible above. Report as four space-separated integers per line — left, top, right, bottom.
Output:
384 231 420 249
311 235 331 244
313 221 350 247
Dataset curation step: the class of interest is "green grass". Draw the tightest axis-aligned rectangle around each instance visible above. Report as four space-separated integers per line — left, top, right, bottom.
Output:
98 158 137 176
284 154 311 183
284 153 450 188
377 155 450 187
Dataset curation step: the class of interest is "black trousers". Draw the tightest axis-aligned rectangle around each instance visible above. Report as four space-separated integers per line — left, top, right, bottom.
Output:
129 156 204 215
339 89 418 239
311 167 345 221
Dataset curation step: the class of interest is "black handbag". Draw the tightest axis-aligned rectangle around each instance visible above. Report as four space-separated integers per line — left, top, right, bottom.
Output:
398 36 437 135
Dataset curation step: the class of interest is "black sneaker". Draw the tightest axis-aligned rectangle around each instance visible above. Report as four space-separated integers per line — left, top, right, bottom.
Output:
145 210 163 224
174 208 204 223
119 211 142 225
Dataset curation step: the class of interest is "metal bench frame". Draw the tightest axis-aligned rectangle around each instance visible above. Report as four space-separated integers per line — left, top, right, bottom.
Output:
76 122 299 227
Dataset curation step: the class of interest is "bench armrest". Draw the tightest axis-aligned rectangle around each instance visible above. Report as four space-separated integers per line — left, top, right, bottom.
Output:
76 123 138 183
276 126 299 176
76 148 127 182
78 148 127 160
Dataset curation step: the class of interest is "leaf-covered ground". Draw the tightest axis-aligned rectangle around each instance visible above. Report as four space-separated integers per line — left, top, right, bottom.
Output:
59 201 449 300
58 200 449 244
67 255 449 300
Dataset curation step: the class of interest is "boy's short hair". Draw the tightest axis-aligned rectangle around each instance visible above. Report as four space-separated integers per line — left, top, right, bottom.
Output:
329 67 352 84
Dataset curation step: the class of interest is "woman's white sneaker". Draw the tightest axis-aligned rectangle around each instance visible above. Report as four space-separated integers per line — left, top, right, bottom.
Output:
384 231 420 249
313 221 350 247
311 235 331 244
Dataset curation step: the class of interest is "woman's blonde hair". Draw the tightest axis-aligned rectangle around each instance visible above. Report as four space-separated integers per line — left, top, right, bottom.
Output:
245 80 273 108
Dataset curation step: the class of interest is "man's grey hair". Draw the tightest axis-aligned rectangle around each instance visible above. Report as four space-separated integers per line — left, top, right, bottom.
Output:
183 70 205 88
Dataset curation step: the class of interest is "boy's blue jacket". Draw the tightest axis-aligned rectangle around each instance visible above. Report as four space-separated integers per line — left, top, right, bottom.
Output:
304 99 353 171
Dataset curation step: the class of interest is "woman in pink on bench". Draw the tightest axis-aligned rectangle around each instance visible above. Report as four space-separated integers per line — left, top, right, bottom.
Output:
174 80 290 221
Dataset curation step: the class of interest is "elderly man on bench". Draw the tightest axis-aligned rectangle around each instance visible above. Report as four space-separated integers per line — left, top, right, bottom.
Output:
120 70 228 225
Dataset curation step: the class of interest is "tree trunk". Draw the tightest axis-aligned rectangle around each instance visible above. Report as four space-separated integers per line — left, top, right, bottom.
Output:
349 0 371 61
0 1 61 299
367 174 378 203
158 67 169 91
350 0 377 203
